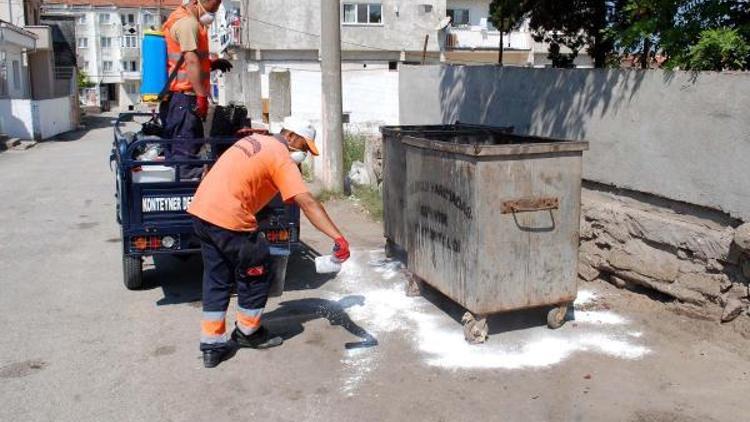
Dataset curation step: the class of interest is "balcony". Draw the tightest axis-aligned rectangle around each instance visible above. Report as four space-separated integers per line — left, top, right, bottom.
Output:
121 47 140 59
25 25 52 50
121 71 141 80
445 26 531 51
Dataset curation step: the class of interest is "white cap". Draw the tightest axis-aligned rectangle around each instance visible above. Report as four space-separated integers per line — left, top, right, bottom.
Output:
282 117 316 142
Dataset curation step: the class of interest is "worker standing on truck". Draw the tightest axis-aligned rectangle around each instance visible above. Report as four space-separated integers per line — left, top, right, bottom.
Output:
160 0 233 179
188 119 351 368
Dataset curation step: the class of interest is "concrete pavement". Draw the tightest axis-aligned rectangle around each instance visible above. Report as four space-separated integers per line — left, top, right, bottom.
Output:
1 116 749 421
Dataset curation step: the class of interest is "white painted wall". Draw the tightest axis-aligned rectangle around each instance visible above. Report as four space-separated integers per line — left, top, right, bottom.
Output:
258 61 399 131
34 97 75 139
0 98 33 138
0 97 75 139
446 0 490 27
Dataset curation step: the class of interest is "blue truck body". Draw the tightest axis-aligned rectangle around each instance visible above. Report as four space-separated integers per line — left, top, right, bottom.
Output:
111 112 300 290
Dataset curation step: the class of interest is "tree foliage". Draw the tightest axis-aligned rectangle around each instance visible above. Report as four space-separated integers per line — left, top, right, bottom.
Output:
77 69 94 89
488 0 750 70
680 27 750 70
488 0 529 64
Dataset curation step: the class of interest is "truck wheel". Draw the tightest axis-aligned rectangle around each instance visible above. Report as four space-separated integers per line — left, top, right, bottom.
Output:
123 255 144 290
267 255 289 298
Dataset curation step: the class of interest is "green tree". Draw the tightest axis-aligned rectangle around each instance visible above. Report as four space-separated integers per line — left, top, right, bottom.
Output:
489 0 529 65
77 69 94 89
526 0 614 68
681 27 750 70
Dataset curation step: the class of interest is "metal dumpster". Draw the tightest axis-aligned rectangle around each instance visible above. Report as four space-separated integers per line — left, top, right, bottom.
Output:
400 131 588 341
380 124 513 258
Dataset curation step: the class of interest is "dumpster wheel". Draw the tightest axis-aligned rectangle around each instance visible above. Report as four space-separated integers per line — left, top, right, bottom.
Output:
547 304 570 329
404 271 423 297
462 312 488 344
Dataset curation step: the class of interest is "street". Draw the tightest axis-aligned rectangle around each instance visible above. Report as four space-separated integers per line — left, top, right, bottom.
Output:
1 116 749 422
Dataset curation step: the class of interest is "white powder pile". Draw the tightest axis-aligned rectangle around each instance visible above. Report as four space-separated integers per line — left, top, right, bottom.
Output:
331 251 650 387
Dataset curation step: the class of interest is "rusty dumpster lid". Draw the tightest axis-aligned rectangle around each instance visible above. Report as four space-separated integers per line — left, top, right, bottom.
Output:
401 133 589 157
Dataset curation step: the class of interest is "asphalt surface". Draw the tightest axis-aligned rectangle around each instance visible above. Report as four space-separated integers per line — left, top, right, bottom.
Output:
1 115 749 421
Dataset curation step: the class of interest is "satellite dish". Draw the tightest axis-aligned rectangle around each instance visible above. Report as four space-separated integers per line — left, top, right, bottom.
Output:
436 16 452 31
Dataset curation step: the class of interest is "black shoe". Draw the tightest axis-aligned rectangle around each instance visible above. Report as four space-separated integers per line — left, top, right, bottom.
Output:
202 347 231 368
231 326 283 349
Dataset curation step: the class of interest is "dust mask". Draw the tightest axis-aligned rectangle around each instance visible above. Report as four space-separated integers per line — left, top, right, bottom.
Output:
197 0 215 25
290 151 308 164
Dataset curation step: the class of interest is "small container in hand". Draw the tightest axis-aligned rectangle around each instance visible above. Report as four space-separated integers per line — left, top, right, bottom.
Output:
315 255 342 274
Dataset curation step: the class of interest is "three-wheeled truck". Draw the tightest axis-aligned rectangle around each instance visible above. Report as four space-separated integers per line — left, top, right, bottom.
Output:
111 112 300 291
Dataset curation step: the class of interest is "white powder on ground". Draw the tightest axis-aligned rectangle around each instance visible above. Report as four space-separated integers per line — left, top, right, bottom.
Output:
332 251 649 382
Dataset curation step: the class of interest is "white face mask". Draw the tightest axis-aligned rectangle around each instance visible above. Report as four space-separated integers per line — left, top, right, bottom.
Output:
196 0 215 25
290 151 308 164
199 12 215 25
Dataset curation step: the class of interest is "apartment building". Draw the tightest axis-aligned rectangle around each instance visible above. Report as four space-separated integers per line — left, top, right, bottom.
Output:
215 0 591 134
0 0 78 139
43 0 179 110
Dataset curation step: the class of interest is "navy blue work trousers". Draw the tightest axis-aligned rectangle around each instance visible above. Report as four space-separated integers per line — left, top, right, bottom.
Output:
160 93 204 179
193 217 273 350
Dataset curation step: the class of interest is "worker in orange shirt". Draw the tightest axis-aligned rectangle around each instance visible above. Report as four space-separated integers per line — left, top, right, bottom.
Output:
161 0 233 179
188 119 351 368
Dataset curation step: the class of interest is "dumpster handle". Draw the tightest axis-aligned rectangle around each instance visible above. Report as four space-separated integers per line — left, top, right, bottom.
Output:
501 197 559 214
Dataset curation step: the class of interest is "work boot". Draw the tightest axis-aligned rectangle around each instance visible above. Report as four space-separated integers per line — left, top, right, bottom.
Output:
231 326 283 349
202 345 233 368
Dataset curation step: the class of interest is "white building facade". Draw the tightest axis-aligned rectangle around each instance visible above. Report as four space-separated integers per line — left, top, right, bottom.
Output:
43 0 177 110
214 0 592 138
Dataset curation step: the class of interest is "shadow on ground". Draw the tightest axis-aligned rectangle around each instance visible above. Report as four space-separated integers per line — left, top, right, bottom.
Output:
263 295 378 349
416 278 554 336
148 242 338 307
48 115 117 143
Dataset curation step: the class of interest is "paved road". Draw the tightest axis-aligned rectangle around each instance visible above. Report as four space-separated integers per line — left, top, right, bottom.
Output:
1 116 749 421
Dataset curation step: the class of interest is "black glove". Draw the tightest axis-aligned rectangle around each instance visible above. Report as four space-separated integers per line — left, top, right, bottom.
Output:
210 59 233 73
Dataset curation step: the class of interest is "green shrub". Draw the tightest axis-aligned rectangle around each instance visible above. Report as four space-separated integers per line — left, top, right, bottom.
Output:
681 28 750 71
344 131 366 173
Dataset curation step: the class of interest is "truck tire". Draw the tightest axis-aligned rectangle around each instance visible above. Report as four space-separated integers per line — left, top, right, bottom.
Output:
123 255 144 290
267 255 289 297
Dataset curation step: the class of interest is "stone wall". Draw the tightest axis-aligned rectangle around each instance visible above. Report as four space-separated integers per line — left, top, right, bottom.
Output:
579 186 750 326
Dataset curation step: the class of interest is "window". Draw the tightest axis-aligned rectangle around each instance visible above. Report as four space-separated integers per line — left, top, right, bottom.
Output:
143 13 154 25
122 35 137 48
121 13 135 25
99 13 110 24
125 83 137 94
343 3 382 24
447 9 470 26
77 37 88 48
388 60 398 71
11 60 19 90
101 37 112 48
0 51 6 97
122 60 137 71
103 61 113 72
84 61 89 70
77 14 86 24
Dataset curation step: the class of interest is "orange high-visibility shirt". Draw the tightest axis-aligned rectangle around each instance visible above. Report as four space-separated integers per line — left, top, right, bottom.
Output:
188 134 309 232
162 6 210 94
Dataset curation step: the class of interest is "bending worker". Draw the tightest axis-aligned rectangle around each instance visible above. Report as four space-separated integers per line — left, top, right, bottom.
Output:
188 120 351 368
161 0 232 178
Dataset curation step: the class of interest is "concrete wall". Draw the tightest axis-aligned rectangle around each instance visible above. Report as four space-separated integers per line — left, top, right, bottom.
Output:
244 0 445 53
399 65 750 221
0 97 75 139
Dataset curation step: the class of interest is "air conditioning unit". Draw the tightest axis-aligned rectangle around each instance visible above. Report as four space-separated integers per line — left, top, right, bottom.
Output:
418 4 433 14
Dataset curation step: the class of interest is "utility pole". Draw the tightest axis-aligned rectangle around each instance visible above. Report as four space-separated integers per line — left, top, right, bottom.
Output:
320 0 344 192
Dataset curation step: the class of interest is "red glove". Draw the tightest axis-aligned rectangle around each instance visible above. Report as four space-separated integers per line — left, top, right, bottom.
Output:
195 95 209 120
333 237 350 262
